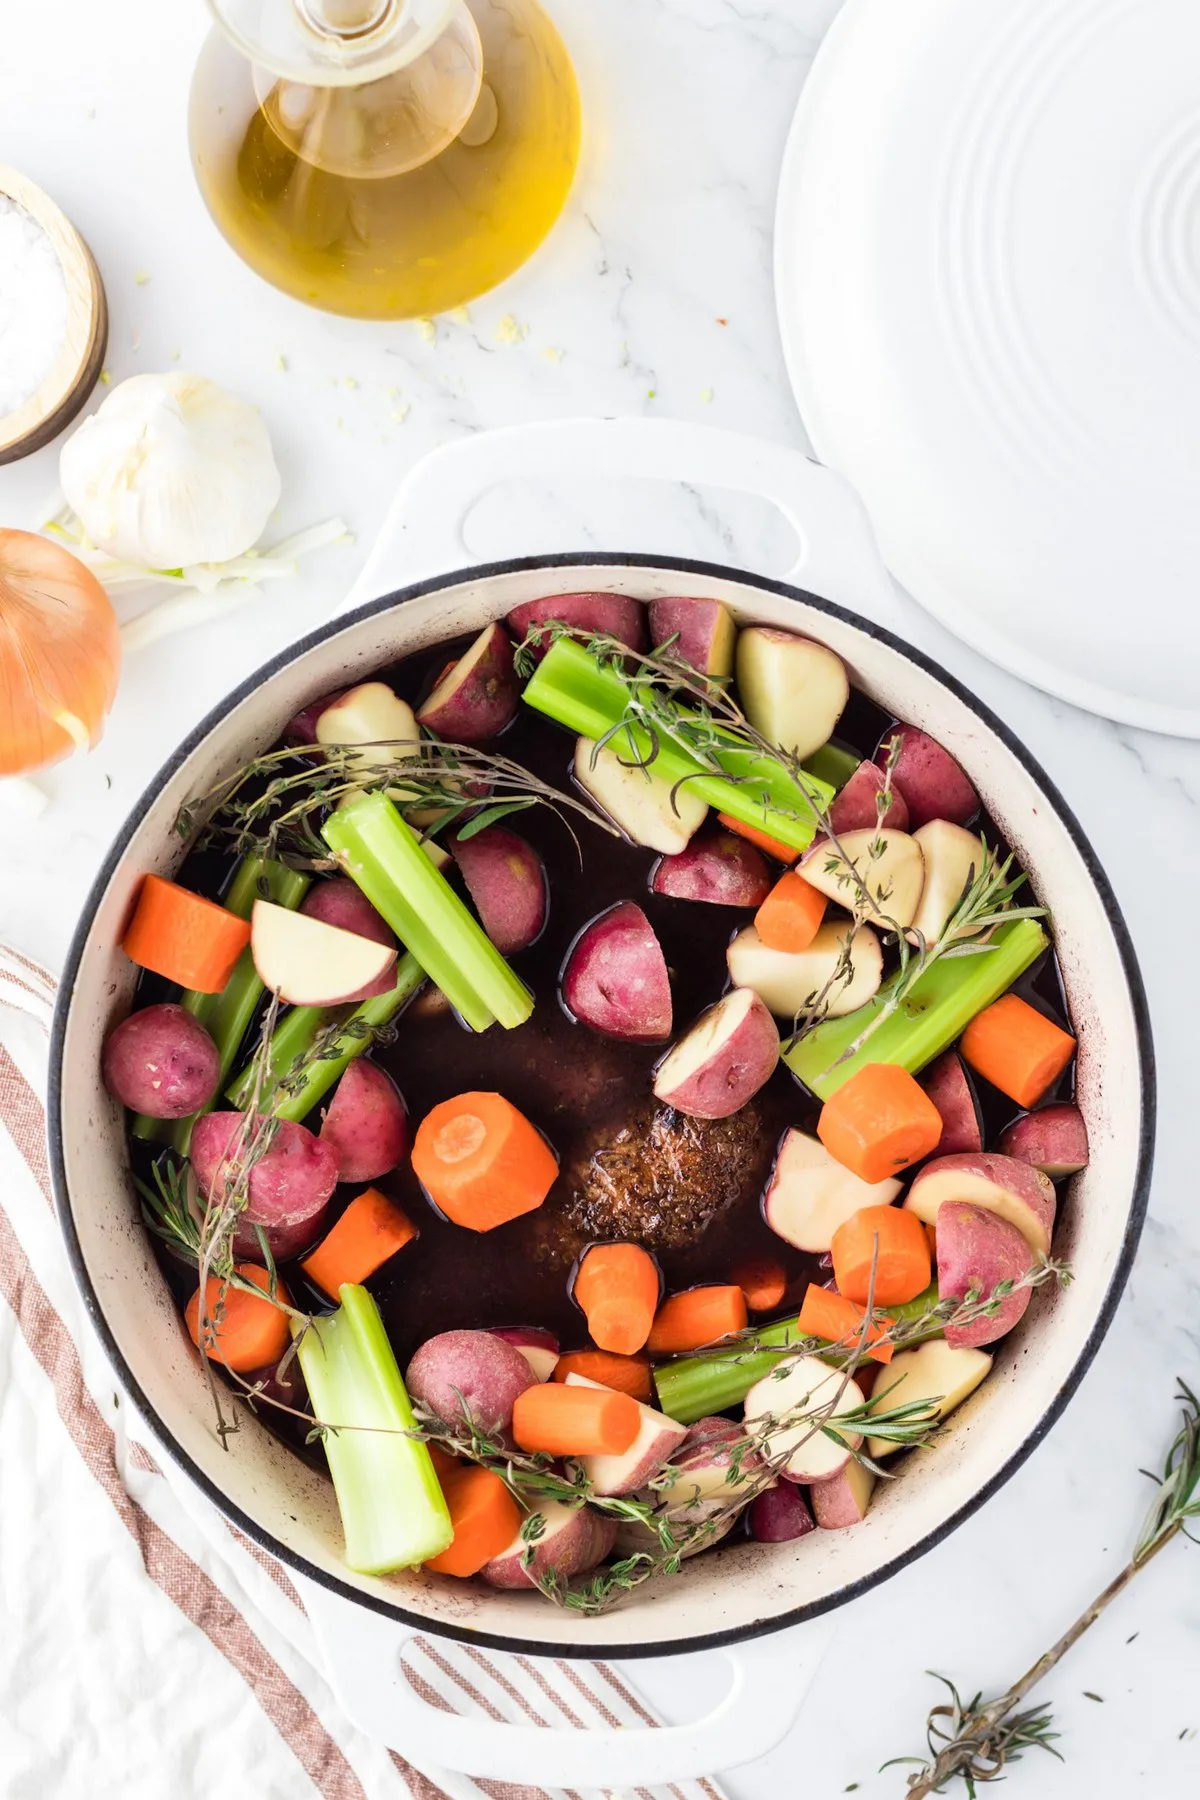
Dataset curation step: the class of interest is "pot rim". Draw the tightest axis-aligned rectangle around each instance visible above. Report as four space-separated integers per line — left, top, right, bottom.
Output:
48 550 1156 1660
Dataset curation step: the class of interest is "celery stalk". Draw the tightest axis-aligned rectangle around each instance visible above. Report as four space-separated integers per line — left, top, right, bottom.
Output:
226 952 424 1119
322 792 533 1033
785 918 1050 1101
654 1282 944 1424
803 740 860 793
132 855 310 1152
295 1284 452 1574
522 638 835 852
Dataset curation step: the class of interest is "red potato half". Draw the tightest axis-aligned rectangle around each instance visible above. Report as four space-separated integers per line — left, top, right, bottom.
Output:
561 901 672 1043
799 829 926 929
450 825 548 955
908 821 988 945
319 1059 407 1184
417 621 519 744
574 734 707 854
507 593 648 658
651 826 774 908
301 879 397 1000
885 726 979 829
315 682 421 791
920 1051 984 1156
828 760 909 833
998 1104 1090 1178
727 919 883 1021
491 1326 560 1382
743 1354 864 1483
191 1112 339 1261
735 627 850 761
480 1501 617 1590
905 1152 1057 1256
251 901 396 1007
936 1200 1035 1349
865 1339 992 1460
648 595 736 677
285 689 347 745
565 1373 688 1496
405 1329 539 1436
810 1458 877 1530
748 1483 815 1543
102 1004 220 1118
653 987 779 1119
663 1416 766 1520
762 1127 902 1253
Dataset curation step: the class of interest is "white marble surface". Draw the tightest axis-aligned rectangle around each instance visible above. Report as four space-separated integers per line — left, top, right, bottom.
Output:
2 2 1198 1795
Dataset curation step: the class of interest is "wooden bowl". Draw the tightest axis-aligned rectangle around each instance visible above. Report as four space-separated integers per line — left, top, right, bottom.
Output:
0 166 108 466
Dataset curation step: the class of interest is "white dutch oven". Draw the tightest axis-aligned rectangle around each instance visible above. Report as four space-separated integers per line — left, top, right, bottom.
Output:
49 421 1153 1790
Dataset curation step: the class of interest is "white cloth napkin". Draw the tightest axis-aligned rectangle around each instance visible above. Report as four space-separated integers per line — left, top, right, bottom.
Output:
0 945 727 1800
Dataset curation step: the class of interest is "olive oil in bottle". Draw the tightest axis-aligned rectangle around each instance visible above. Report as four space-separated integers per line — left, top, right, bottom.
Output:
189 0 580 320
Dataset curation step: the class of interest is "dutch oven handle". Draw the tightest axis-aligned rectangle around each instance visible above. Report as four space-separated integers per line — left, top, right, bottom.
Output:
299 1571 836 1789
338 415 902 625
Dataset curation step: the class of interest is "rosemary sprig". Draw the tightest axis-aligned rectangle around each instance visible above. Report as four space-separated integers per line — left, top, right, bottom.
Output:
889 1379 1200 1796
177 738 620 866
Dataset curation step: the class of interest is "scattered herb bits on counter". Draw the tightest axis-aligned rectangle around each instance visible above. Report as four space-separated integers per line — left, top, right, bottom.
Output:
108 597 1081 1609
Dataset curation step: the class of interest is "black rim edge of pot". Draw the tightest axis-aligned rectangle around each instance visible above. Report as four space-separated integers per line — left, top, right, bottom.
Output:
47 551 1157 1661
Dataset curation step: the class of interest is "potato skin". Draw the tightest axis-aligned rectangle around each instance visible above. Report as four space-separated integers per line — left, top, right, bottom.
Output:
417 622 519 745
480 1502 616 1590
405 1329 538 1436
748 1484 815 1542
653 990 779 1120
102 1004 220 1118
886 726 978 829
507 593 647 659
936 1200 1034 1348
319 1059 407 1183
191 1112 339 1260
920 1051 983 1155
998 1103 1089 1177
450 825 547 955
651 827 773 907
828 759 909 833
561 901 672 1042
648 595 735 677
301 879 397 1000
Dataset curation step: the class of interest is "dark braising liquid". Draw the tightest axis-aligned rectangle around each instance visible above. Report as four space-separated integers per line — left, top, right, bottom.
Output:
138 633 1074 1452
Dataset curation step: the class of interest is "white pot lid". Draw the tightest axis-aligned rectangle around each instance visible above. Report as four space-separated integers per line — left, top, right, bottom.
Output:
775 0 1200 736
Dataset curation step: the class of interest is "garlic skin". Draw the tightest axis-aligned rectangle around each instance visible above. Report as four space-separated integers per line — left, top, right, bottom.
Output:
59 372 282 569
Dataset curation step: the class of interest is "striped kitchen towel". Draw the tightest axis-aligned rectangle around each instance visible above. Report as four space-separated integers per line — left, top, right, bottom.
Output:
0 945 726 1800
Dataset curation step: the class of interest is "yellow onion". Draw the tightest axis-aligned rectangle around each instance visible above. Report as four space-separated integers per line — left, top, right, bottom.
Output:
0 529 121 774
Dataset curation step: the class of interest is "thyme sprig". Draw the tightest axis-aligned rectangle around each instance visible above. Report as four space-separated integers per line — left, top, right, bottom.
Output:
515 625 1045 1064
889 1379 1200 1796
176 738 620 866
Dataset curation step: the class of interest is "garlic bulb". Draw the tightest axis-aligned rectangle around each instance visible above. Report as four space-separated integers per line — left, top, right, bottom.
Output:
59 372 282 569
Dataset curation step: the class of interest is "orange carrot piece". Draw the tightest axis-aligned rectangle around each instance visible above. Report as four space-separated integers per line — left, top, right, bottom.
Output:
731 1256 789 1313
424 1466 522 1577
427 1443 461 1482
816 1062 943 1183
716 812 800 865
551 1349 653 1403
960 994 1076 1110
796 1283 894 1364
830 1205 932 1307
301 1188 417 1297
753 871 828 953
185 1264 290 1373
123 874 252 994
573 1243 660 1355
512 1382 640 1457
411 1092 558 1232
646 1285 748 1355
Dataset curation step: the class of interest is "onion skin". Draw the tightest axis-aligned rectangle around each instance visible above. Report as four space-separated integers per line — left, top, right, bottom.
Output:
0 530 121 774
